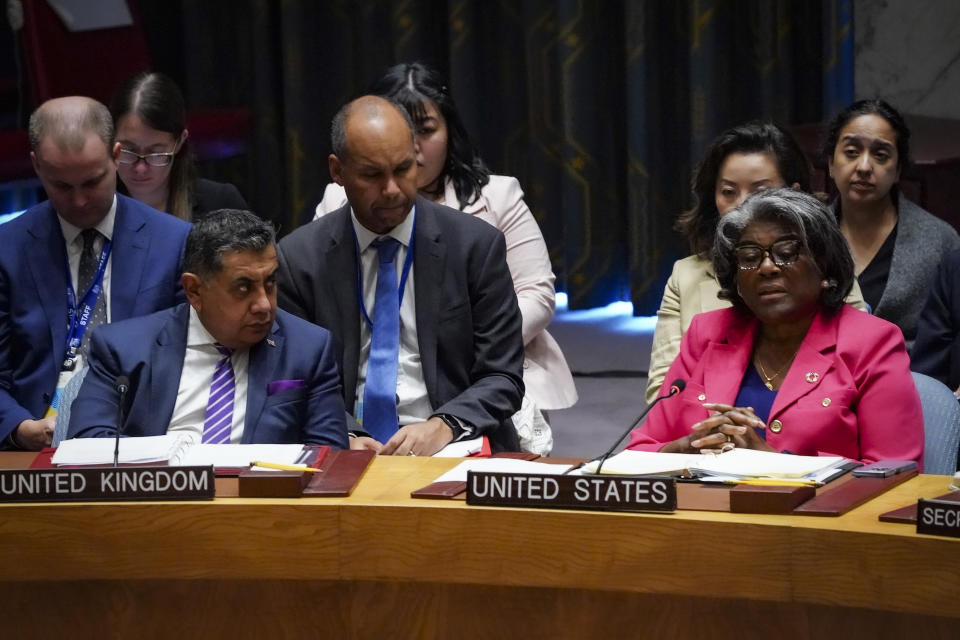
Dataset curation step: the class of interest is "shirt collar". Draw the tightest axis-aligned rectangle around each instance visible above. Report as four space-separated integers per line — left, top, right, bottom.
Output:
57 194 118 247
350 203 416 253
186 304 220 348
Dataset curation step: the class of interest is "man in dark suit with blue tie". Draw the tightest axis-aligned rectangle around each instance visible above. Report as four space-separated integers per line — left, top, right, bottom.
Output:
277 96 524 455
68 210 349 448
0 97 191 450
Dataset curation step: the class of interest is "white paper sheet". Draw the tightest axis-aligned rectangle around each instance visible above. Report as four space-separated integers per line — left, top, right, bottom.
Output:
433 458 572 483
582 448 847 479
52 434 192 466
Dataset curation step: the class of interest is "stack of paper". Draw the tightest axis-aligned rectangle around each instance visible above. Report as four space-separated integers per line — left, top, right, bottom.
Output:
582 449 847 481
176 444 305 469
52 434 193 466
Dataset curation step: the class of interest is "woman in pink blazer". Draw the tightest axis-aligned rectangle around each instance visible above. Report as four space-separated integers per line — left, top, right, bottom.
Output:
628 188 923 466
316 63 577 442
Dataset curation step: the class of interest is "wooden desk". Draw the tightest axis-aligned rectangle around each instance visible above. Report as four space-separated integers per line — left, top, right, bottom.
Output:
1 456 958 638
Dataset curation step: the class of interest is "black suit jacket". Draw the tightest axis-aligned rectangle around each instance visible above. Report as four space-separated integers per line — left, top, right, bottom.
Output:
276 197 525 451
912 249 960 390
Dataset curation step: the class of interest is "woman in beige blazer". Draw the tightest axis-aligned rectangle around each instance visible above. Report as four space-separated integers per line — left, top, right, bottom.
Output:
646 122 866 404
316 64 576 449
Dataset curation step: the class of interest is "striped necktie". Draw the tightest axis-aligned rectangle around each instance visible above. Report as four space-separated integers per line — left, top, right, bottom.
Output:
202 344 235 444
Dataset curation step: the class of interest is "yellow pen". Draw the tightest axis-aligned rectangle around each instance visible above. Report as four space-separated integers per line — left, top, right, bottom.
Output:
250 461 323 473
724 478 820 487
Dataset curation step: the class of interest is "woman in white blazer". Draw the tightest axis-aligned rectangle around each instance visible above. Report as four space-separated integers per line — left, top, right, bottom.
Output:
646 122 866 404
316 63 576 447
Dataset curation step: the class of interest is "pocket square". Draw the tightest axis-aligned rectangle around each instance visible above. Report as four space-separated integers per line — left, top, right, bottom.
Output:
267 379 305 395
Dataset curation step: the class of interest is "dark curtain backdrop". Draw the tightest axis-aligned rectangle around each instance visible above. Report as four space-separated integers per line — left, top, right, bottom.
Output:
142 0 853 313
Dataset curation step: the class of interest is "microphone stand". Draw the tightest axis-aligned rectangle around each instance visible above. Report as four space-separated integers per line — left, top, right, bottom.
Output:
564 380 685 476
113 376 129 467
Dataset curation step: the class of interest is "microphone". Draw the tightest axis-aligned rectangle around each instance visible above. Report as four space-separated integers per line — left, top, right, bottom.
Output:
112 375 130 467
571 379 685 475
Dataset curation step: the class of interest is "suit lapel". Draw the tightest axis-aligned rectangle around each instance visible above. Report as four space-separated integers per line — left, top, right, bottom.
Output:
702 314 755 402
148 304 189 432
412 201 444 400
326 211 362 409
109 197 149 321
770 310 835 417
243 322 282 443
25 206 70 364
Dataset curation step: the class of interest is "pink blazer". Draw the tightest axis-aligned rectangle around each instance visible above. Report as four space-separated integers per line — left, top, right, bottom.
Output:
628 305 924 467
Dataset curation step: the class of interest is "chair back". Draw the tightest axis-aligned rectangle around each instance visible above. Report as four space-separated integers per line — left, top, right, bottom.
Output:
912 371 960 474
20 0 150 105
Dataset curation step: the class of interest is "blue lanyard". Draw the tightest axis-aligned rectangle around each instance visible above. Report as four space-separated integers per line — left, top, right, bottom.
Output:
354 212 416 329
64 238 112 361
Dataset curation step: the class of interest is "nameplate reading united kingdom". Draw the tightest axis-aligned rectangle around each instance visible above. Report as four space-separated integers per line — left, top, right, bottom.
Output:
917 498 960 538
0 466 216 502
466 471 676 512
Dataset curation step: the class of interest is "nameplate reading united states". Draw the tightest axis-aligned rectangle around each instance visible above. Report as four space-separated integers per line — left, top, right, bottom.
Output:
0 466 215 502
466 471 676 512
917 498 960 538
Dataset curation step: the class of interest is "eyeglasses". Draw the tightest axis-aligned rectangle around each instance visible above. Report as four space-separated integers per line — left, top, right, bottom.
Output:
117 149 177 167
734 239 803 270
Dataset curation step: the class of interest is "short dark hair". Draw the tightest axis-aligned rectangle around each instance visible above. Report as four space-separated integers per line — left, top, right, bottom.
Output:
110 72 195 221
369 62 490 209
330 95 416 160
183 209 275 280
713 188 854 313
676 121 811 258
822 98 910 171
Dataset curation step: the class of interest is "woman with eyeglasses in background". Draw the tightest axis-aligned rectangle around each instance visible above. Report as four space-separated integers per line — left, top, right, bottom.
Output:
110 72 247 222
628 189 922 467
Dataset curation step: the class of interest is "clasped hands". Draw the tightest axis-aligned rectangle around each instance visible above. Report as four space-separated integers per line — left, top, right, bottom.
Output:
349 416 453 456
660 403 777 454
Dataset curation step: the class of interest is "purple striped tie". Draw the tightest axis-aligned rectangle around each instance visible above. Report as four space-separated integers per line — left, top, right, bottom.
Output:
202 344 235 444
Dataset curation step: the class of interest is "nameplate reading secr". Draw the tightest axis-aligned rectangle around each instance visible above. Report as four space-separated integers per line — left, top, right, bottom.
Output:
466 471 676 512
0 466 215 502
917 498 960 538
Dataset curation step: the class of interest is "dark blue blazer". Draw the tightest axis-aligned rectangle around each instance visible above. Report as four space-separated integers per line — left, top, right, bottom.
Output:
0 194 190 442
277 197 525 451
67 303 349 448
912 249 960 390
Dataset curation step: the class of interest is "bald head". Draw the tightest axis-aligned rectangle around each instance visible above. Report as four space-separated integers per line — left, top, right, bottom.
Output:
328 95 419 234
28 96 115 153
330 95 415 160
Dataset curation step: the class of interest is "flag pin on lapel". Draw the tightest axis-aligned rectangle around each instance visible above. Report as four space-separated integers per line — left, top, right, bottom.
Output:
267 338 276 347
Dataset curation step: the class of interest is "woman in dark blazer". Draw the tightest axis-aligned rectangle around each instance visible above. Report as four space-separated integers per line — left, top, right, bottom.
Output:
823 99 960 345
110 72 248 221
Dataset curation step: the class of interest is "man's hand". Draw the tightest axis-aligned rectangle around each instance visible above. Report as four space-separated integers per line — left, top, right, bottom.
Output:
349 435 383 453
14 417 55 450
379 417 454 456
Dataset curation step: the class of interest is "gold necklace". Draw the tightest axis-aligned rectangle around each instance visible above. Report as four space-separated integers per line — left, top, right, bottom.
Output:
755 352 793 391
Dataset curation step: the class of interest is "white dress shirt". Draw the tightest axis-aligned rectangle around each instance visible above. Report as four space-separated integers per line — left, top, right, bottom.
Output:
351 206 434 426
167 306 249 443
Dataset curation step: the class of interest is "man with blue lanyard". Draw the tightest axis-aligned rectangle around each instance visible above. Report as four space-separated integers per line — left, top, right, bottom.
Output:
0 97 191 450
278 96 525 455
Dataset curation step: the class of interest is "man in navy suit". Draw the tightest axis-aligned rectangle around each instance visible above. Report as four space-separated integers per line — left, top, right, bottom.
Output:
0 97 190 450
278 96 524 455
68 210 348 448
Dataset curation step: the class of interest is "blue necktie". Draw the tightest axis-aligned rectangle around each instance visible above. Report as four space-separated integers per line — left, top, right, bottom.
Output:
363 237 401 442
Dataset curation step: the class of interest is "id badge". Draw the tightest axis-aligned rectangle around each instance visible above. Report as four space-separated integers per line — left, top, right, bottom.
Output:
44 355 83 417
